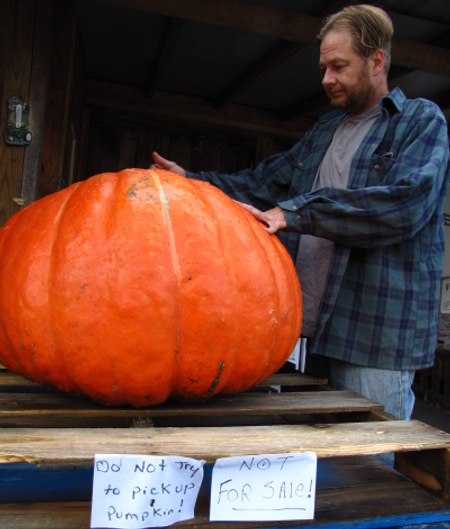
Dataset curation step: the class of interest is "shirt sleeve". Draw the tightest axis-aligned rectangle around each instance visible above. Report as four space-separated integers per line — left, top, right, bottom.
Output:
186 140 303 211
279 101 450 248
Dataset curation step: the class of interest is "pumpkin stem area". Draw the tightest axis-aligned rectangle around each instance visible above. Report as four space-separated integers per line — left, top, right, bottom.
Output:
206 361 225 398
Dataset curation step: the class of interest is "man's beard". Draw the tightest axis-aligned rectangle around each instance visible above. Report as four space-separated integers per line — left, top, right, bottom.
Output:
331 67 374 115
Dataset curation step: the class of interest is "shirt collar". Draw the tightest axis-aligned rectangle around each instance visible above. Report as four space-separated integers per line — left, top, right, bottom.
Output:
319 86 406 124
380 86 405 114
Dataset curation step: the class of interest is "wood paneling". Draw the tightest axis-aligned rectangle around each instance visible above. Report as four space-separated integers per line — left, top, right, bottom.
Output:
83 110 292 179
85 80 312 140
0 0 35 225
21 0 53 206
38 0 78 198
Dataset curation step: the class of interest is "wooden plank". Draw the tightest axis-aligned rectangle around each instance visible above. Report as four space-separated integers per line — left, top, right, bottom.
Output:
84 119 103 178
169 130 193 170
0 373 52 392
0 461 449 528
0 370 326 393
0 502 92 529
1 420 450 466
97 0 450 78
85 80 313 139
147 17 185 97
396 448 450 501
99 0 321 45
38 0 77 197
1 503 450 529
0 390 382 420
0 0 35 224
136 128 157 168
21 0 53 205
100 122 121 171
257 373 328 388
118 126 138 169
216 41 304 108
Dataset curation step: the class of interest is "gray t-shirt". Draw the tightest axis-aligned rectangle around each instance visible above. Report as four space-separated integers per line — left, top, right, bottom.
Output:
296 104 382 337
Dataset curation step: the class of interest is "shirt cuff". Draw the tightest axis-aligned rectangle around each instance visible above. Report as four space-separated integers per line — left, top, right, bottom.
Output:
185 170 198 180
283 210 301 231
278 200 310 232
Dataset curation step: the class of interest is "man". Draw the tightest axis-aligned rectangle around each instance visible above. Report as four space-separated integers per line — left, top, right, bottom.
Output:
152 4 450 420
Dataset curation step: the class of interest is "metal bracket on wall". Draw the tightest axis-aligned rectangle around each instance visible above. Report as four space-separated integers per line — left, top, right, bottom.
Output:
5 96 32 146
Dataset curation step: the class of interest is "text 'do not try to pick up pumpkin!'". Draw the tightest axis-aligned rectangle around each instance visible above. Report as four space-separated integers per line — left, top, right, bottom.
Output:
0 168 302 407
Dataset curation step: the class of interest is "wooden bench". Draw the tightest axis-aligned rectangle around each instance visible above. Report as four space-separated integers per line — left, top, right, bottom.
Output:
1 368 450 528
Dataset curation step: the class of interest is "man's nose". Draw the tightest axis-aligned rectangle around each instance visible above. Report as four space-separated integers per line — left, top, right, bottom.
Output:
322 68 335 86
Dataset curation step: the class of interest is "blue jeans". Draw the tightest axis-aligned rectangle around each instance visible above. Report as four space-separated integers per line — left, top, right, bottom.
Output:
328 358 416 420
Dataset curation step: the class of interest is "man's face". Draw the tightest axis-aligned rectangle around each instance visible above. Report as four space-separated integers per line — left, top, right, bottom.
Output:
319 28 375 115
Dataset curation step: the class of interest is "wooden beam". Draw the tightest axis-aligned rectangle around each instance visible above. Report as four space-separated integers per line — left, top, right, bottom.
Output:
0 0 35 224
215 2 354 109
85 79 314 139
216 41 304 109
21 0 54 206
99 0 320 45
1 420 450 464
146 17 184 98
396 448 450 501
97 0 450 78
392 36 450 79
215 1 351 113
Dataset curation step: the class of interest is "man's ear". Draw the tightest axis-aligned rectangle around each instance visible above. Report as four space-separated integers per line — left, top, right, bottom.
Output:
371 48 386 76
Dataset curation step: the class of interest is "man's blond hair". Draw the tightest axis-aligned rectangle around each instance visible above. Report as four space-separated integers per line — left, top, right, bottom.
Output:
318 4 394 74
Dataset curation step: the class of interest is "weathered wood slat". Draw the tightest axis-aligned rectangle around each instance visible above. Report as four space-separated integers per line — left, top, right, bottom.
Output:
0 482 448 529
2 369 450 528
0 373 53 392
0 456 447 527
0 390 381 419
0 502 92 529
1 420 450 466
0 371 353 427
257 372 328 388
0 370 327 392
396 448 450 501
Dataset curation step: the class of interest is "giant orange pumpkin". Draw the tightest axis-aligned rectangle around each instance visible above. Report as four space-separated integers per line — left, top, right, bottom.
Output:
0 168 301 407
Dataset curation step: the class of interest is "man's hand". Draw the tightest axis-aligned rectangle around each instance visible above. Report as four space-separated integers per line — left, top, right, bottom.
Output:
237 203 287 235
151 152 186 177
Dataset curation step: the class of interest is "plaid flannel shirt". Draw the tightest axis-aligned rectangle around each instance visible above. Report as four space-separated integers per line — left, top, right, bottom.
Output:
187 88 450 370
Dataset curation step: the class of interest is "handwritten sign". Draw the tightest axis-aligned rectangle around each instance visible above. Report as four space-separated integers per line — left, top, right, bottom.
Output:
210 452 317 521
91 454 205 528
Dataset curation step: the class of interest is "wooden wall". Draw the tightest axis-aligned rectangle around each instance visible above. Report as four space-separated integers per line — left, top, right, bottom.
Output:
83 111 293 180
0 0 36 225
38 0 85 198
0 0 294 227
0 0 85 224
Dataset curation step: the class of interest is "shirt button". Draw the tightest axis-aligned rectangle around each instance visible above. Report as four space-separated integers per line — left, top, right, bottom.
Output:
296 215 301 223
297 162 303 169
374 164 380 170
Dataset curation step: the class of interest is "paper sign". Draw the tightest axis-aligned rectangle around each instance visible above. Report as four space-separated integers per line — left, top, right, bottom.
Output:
210 452 316 521
91 454 205 528
287 338 300 369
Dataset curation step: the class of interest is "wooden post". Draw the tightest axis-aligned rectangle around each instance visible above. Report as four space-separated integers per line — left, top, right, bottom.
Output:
38 0 77 198
0 0 35 224
21 0 54 206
